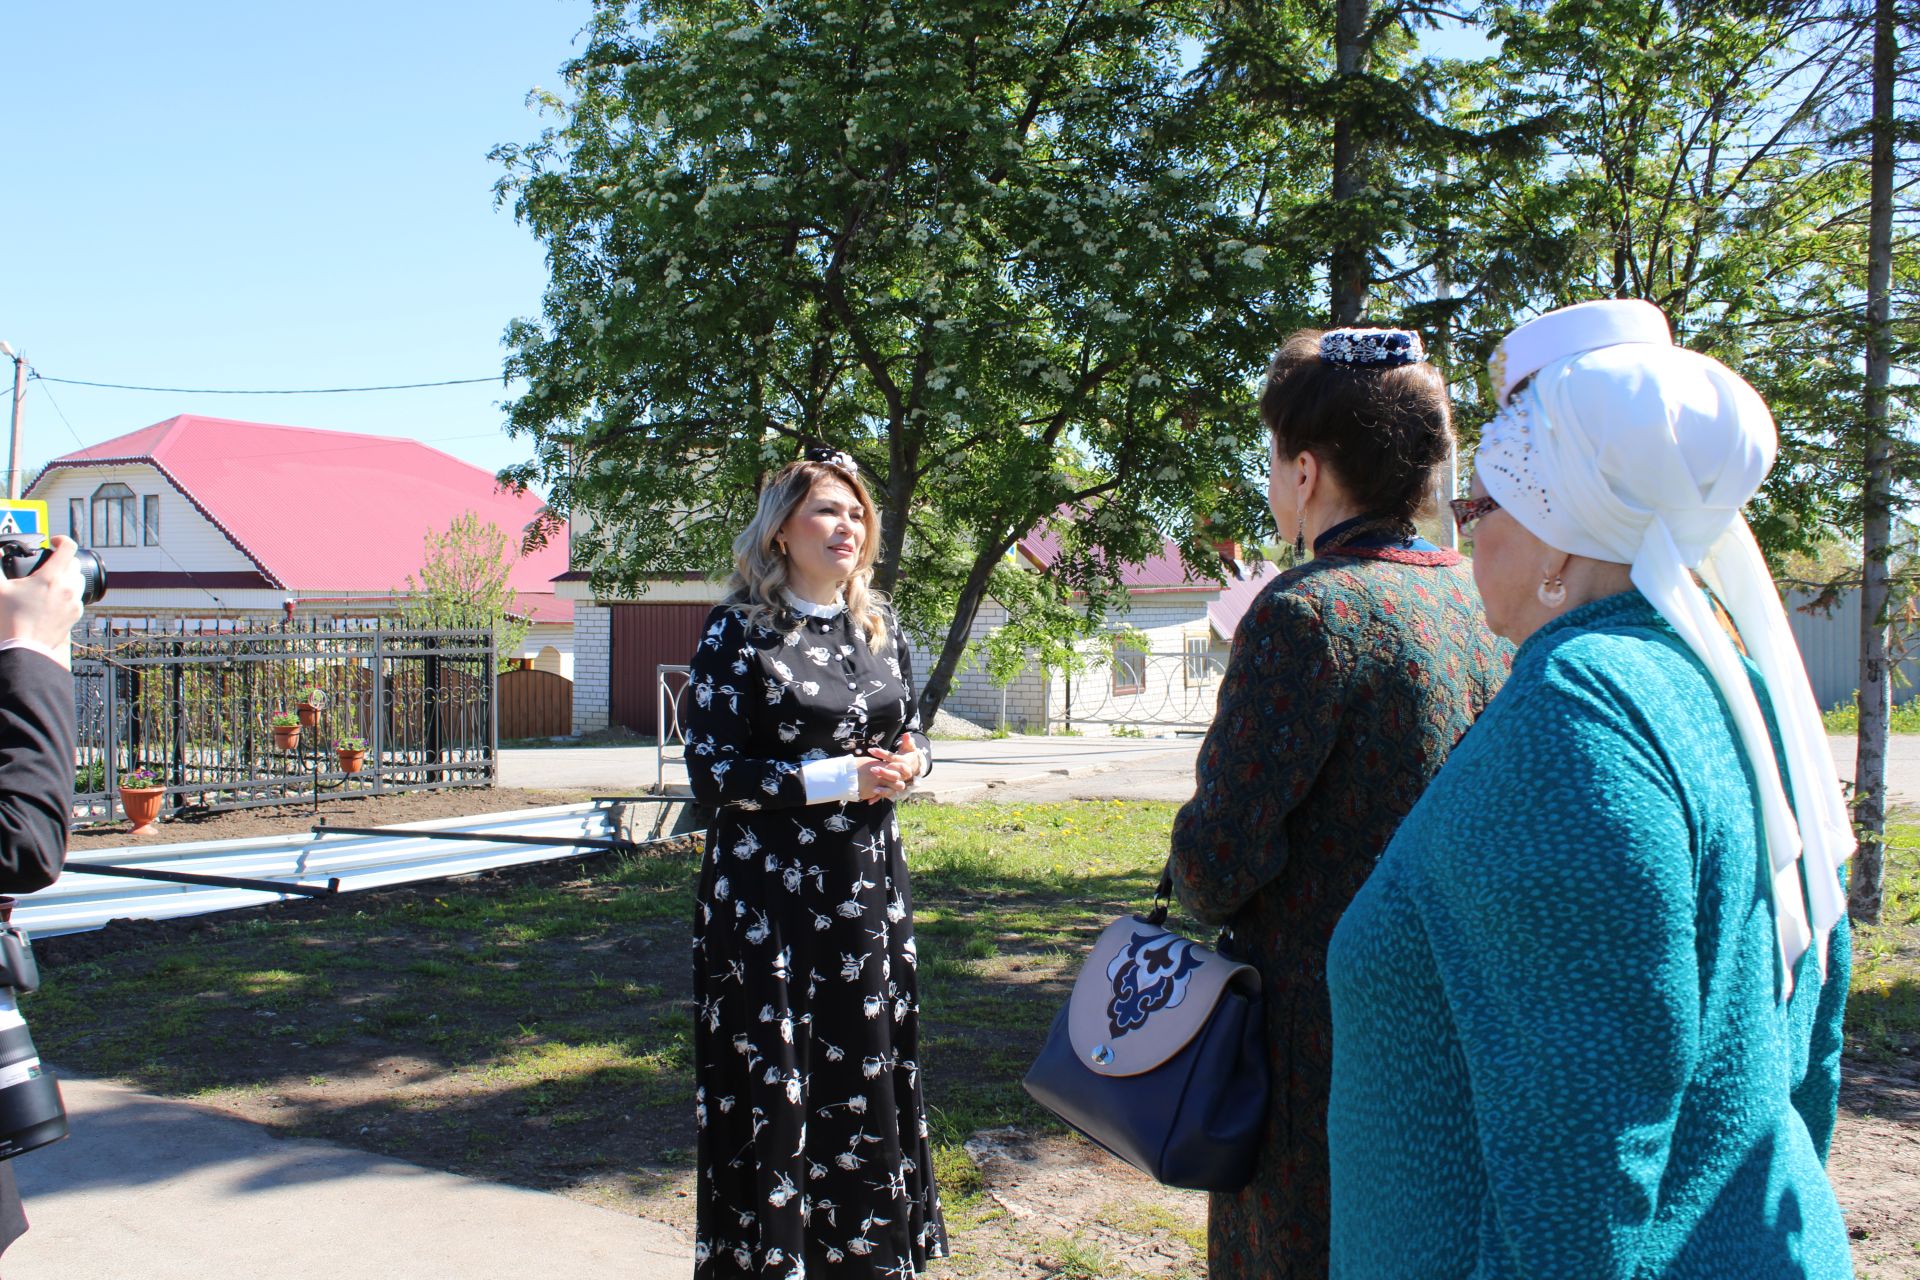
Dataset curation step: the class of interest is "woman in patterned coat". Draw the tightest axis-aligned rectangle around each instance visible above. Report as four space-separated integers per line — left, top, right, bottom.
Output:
685 447 945 1279
1167 329 1511 1280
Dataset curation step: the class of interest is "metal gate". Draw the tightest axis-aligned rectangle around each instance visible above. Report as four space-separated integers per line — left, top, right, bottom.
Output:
609 604 714 734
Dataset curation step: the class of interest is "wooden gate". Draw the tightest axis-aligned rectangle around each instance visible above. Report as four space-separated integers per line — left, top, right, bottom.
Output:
499 668 573 739
610 604 715 734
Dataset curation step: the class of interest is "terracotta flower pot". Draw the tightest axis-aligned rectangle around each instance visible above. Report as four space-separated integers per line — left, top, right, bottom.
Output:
272 724 300 751
120 785 165 836
337 749 366 775
297 702 320 729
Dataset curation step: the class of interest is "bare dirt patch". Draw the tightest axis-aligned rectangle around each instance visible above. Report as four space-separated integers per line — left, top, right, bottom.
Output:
1832 1056 1920 1279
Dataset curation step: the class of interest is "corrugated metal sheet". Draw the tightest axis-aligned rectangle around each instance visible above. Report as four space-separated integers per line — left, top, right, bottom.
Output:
13 803 626 937
1785 589 1920 712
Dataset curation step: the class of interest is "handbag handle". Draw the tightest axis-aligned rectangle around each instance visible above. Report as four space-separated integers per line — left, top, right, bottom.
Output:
1147 864 1173 927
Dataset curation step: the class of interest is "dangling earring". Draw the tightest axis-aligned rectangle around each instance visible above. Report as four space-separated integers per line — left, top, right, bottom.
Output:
1537 575 1567 608
1293 516 1306 558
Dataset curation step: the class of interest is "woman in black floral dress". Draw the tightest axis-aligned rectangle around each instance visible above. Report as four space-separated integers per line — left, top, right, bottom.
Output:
685 447 946 1279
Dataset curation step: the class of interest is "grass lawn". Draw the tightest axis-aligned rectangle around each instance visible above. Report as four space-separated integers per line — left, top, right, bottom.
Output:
31 800 1202 1277
28 800 1917 1277
1846 818 1920 1060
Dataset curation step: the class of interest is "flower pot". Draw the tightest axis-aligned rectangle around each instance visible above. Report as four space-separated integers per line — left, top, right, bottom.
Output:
297 702 320 729
120 785 165 836
272 724 300 751
337 749 366 775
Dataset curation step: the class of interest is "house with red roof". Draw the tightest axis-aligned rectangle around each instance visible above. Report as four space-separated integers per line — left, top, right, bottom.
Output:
27 415 573 674
559 520 1279 738
930 531 1282 732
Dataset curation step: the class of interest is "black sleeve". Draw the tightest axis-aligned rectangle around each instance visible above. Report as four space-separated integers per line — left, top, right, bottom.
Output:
0 649 75 893
683 607 811 812
892 616 931 777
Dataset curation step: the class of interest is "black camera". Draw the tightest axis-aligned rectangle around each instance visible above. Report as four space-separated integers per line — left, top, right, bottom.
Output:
0 540 107 606
0 909 66 1160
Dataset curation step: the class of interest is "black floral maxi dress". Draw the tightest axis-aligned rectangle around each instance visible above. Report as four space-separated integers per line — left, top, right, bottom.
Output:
685 602 947 1279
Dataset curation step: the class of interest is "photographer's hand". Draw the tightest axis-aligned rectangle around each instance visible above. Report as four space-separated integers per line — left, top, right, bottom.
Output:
0 538 84 671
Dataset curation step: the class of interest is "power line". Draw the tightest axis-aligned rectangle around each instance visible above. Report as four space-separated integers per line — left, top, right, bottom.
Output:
30 380 227 607
29 372 502 395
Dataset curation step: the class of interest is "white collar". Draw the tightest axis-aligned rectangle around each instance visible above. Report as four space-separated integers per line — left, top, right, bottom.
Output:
783 588 846 619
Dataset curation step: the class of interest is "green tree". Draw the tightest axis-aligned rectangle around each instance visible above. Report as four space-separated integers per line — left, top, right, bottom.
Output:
397 511 532 674
495 0 1304 718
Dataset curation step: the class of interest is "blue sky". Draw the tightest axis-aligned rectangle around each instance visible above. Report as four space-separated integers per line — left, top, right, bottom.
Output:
5 5 1494 490
5 0 592 481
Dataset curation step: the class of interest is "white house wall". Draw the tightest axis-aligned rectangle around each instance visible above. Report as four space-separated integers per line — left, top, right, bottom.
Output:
32 463 262 585
908 591 1224 735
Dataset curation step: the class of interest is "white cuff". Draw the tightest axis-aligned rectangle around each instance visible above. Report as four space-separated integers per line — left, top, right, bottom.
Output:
801 755 862 805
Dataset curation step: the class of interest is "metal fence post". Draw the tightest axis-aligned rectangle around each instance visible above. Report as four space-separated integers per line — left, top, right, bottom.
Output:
486 630 499 785
371 626 385 796
170 640 186 815
103 631 119 817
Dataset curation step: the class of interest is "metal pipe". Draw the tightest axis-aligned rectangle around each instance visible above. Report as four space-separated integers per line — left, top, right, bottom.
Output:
311 823 636 852
77 863 340 898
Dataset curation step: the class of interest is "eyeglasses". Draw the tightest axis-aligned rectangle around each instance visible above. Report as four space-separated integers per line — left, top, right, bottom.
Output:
1448 495 1501 532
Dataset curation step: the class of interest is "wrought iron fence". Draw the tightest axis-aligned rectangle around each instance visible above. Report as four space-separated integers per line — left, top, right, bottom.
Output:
71 619 496 826
1052 649 1228 731
656 664 693 792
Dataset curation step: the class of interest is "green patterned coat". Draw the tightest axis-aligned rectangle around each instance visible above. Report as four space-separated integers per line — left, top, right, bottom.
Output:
1169 536 1511 1280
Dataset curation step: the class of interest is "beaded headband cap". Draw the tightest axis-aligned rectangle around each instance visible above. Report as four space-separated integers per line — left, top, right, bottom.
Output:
803 445 858 477
1320 328 1426 368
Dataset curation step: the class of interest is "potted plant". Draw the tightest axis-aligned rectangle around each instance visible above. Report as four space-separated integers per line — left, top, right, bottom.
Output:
119 765 167 836
270 712 301 751
295 686 327 728
336 735 368 775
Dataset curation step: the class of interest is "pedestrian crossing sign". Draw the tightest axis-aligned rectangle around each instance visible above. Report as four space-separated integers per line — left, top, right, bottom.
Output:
0 500 49 545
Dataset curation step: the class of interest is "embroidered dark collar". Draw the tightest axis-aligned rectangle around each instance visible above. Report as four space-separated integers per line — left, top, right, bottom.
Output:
1313 514 1462 566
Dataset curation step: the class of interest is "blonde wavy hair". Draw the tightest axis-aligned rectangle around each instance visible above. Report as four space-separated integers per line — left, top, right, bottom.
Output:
725 457 889 647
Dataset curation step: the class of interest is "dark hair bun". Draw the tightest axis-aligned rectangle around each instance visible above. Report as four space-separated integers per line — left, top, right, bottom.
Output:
1260 329 1453 523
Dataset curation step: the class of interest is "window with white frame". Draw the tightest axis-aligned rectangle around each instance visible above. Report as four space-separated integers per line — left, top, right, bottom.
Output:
1184 634 1215 685
68 499 84 543
1111 635 1146 696
143 494 160 545
91 483 137 547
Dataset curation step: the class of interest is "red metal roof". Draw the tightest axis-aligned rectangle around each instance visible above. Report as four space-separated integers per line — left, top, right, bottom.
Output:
33 415 571 623
1015 524 1282 640
1016 527 1228 591
1207 560 1283 641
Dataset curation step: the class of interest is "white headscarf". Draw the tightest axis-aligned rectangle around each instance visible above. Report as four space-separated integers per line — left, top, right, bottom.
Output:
1478 301 1853 1000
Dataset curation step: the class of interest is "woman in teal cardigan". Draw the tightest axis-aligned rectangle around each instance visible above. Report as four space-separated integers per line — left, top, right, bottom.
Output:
1327 301 1856 1279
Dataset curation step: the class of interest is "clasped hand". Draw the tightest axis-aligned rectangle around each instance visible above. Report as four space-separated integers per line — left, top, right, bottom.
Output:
856 735 923 801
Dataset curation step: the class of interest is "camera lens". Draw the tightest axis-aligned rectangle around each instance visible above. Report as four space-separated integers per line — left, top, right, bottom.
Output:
0 544 108 605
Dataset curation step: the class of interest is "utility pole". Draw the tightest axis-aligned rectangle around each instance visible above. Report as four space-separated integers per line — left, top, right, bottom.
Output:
0 343 24 500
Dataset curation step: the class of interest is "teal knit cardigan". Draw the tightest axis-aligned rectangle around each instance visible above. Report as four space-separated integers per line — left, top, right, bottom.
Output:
1327 590 1853 1279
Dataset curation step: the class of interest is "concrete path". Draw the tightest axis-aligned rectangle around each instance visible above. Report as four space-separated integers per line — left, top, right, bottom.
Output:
7 1077 688 1280
1826 733 1920 810
503 732 1919 809
498 734 1206 804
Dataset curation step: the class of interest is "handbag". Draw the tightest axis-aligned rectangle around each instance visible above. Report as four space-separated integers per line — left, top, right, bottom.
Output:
1021 869 1267 1192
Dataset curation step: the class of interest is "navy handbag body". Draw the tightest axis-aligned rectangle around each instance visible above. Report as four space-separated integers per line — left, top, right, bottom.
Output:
1022 896 1267 1192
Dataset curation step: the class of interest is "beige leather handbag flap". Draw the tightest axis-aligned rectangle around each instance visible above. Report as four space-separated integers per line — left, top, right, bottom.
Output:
1066 915 1258 1079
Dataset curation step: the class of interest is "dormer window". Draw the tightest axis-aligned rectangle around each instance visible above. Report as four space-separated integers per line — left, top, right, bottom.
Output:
91 483 137 547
